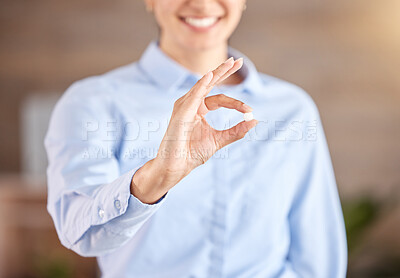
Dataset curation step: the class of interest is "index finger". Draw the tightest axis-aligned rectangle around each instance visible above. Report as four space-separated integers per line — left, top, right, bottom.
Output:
205 94 253 113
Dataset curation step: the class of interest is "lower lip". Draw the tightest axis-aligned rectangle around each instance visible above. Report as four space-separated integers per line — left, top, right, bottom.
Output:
180 18 220 33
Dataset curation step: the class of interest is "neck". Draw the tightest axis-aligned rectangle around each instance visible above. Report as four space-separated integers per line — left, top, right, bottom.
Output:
159 36 243 85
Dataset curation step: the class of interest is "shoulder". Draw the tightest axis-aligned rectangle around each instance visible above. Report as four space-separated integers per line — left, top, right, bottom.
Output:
48 63 143 140
64 62 145 101
54 62 147 114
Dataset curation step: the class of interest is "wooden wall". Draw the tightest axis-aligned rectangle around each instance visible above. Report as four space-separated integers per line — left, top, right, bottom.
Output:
1 0 399 197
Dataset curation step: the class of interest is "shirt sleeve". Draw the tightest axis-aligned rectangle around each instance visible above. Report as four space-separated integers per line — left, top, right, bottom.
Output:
44 78 167 257
284 96 347 277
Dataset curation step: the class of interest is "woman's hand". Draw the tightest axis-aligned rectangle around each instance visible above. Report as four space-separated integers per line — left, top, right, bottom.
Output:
131 57 258 204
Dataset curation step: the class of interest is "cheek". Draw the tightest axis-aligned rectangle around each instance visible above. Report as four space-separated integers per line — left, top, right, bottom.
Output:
221 0 244 24
222 9 243 34
153 1 179 27
223 0 245 11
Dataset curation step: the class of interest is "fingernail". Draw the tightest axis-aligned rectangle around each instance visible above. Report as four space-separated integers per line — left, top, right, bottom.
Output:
204 71 213 82
251 120 258 129
224 57 234 64
242 103 252 111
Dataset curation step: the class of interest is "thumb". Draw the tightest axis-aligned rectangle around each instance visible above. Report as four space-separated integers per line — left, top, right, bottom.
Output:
215 119 258 150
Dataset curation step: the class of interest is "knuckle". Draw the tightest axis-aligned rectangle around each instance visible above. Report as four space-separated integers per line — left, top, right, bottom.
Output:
237 126 247 138
176 95 188 104
213 71 223 79
237 132 246 140
215 94 224 100
237 101 245 108
195 79 202 86
173 99 182 109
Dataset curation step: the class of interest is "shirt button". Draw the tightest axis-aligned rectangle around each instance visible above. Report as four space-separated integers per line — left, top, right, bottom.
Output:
114 199 121 210
98 209 105 218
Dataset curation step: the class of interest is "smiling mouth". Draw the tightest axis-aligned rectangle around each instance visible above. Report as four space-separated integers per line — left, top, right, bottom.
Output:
179 16 221 29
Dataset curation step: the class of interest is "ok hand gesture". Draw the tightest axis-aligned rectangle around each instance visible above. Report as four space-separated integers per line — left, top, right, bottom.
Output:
131 57 258 204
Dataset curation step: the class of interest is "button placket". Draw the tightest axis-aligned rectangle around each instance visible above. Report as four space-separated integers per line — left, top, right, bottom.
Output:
208 105 230 278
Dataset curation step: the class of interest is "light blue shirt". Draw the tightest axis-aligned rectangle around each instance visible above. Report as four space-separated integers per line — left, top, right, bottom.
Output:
45 40 347 278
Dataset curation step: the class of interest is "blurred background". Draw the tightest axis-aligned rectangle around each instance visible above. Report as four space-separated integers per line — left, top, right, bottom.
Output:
0 0 399 277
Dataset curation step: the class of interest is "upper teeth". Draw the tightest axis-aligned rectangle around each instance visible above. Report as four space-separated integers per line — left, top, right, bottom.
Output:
184 17 218 28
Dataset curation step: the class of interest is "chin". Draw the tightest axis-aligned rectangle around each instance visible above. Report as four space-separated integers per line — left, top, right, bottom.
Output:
180 37 226 52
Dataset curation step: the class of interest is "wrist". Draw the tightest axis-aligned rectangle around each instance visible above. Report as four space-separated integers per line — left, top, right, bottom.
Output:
130 158 175 204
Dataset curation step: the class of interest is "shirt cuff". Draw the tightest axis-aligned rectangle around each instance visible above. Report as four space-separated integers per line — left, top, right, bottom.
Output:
91 166 167 226
90 165 168 238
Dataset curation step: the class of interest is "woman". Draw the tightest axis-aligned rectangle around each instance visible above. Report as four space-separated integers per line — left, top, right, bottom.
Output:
45 0 347 277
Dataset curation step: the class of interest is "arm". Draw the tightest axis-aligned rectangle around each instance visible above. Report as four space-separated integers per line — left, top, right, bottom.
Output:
282 99 347 277
45 59 257 257
45 79 168 257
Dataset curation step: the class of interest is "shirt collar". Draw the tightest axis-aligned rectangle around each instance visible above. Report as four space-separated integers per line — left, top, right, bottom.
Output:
138 40 264 94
